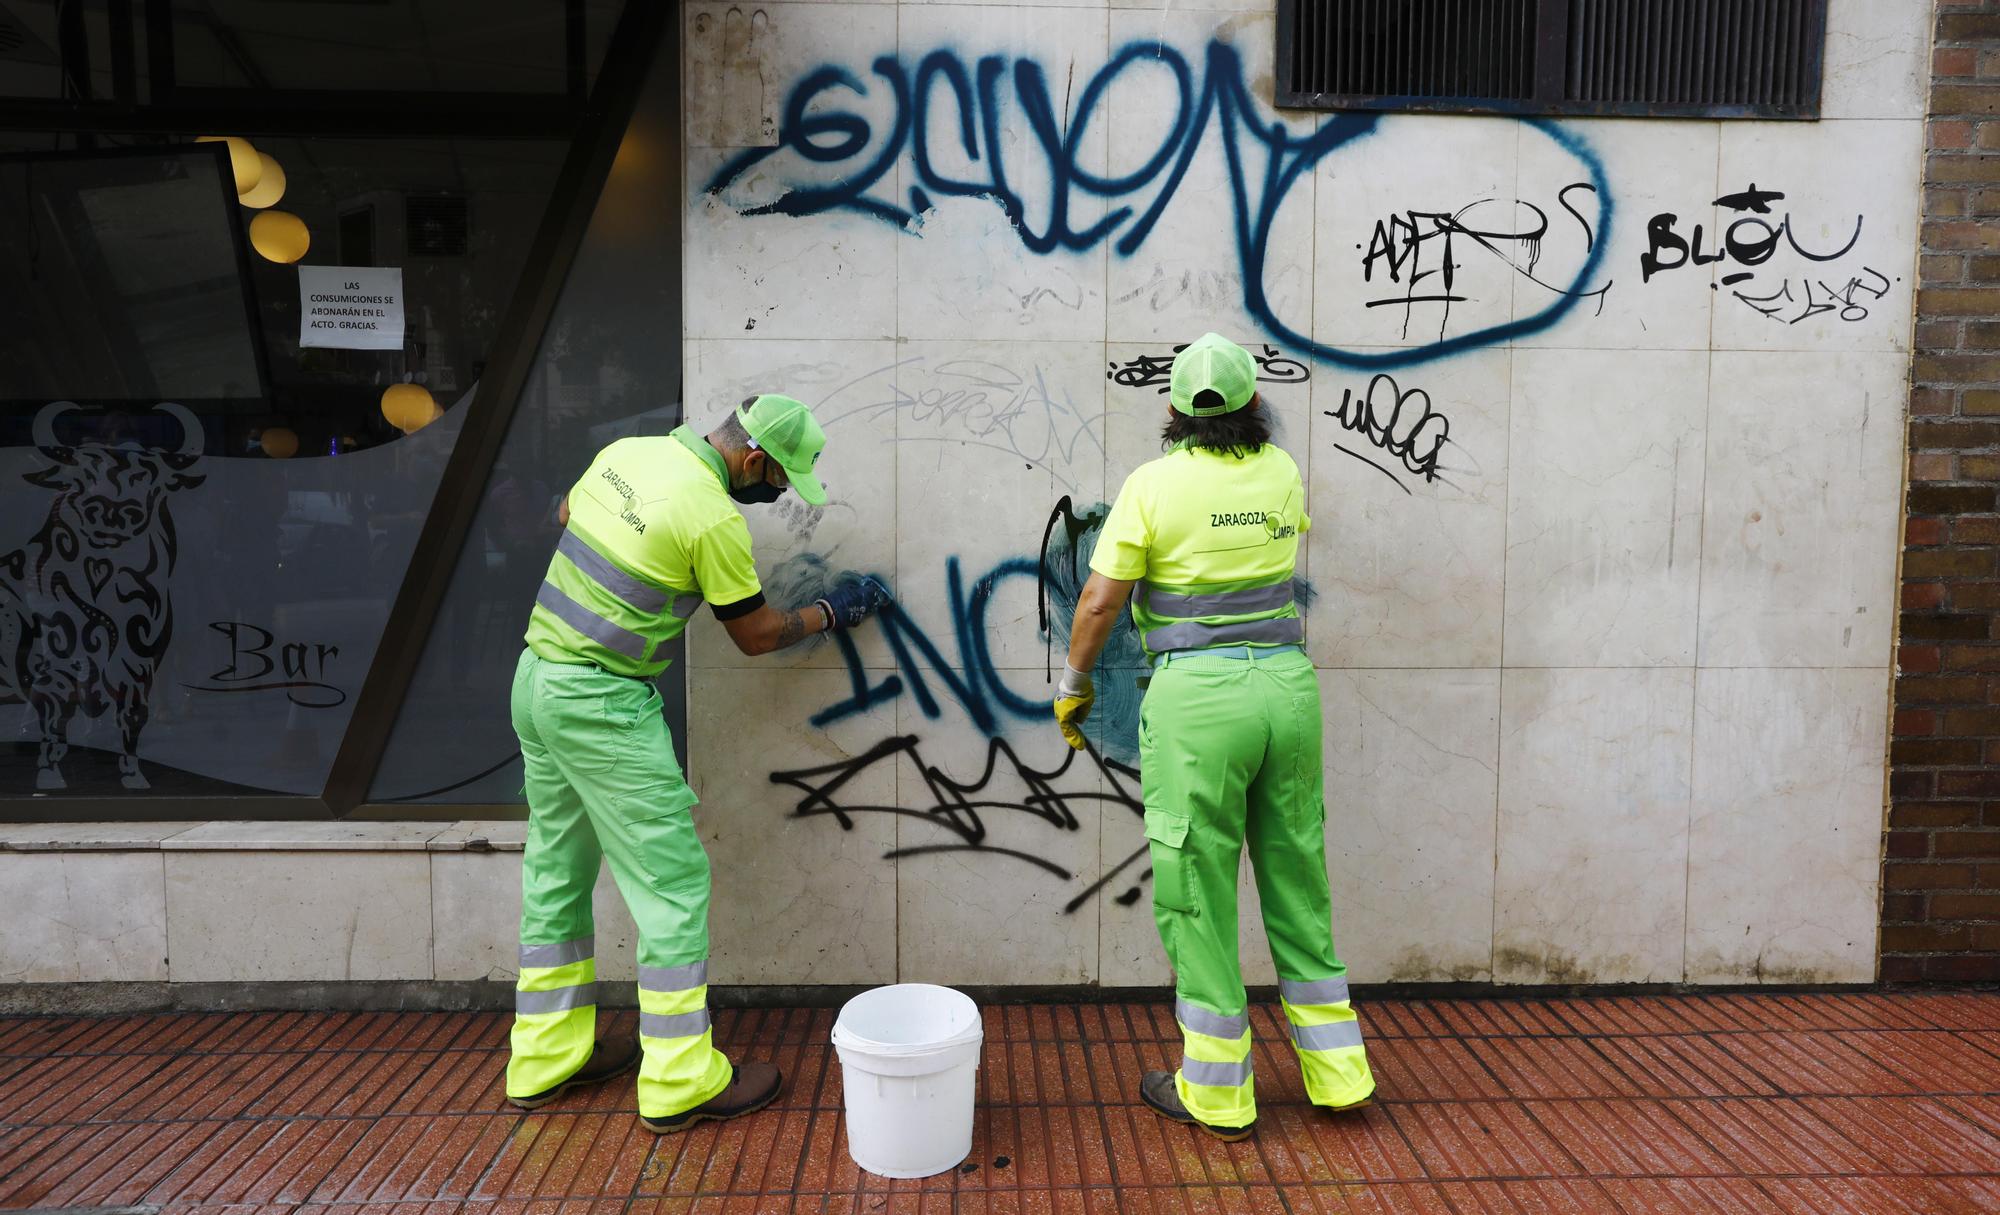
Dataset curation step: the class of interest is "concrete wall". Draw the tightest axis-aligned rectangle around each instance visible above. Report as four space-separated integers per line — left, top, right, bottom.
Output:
676 0 1929 989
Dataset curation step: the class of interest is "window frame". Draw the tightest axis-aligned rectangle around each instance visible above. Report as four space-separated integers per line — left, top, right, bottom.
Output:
0 0 670 822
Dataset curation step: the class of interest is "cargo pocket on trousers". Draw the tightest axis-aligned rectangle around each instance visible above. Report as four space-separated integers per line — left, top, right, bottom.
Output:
1143 806 1198 916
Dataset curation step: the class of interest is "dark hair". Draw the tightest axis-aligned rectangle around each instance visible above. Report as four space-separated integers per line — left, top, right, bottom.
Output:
713 409 753 450
1161 392 1271 457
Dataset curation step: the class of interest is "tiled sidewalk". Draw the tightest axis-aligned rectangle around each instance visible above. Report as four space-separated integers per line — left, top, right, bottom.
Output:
2 992 1999 1213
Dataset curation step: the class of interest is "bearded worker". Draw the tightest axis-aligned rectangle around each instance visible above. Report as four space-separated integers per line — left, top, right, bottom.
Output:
1054 334 1375 1140
505 393 888 1133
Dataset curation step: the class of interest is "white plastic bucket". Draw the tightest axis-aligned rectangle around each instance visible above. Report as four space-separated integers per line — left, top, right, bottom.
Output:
830 983 984 1179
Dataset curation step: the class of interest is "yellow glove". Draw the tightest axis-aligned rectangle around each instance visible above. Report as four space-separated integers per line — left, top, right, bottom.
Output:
1053 664 1095 751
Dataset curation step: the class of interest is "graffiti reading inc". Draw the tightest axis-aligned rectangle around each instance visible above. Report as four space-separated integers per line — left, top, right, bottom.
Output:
0 403 203 790
705 40 1612 370
183 622 345 709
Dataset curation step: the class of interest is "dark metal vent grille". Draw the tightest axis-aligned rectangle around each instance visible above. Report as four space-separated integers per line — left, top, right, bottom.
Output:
405 194 467 257
1567 0 1816 108
1276 0 1826 119
1286 0 1538 103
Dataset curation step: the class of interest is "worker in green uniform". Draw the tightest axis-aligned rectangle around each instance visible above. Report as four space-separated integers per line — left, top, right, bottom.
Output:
504 393 888 1133
1054 333 1375 1140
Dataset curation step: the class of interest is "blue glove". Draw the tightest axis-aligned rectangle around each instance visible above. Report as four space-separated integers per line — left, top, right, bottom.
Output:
816 576 891 631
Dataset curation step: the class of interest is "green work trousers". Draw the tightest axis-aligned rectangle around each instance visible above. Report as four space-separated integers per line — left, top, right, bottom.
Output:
1140 647 1374 1127
505 649 733 1119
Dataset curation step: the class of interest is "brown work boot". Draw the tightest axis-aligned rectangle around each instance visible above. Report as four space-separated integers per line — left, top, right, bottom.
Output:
641 1061 782 1134
1140 1069 1253 1141
507 1038 640 1110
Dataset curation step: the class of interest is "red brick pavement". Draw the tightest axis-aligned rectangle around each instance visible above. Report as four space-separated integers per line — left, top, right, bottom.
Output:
1 992 1998 1213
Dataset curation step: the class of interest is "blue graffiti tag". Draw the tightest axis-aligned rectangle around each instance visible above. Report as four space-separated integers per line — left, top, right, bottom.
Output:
812 556 1048 735
705 40 1612 369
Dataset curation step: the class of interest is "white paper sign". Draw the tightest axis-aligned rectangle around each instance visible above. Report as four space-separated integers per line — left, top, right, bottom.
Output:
298 266 405 350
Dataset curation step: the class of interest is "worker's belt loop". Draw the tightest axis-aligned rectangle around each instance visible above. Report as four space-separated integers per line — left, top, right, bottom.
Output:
1155 643 1304 668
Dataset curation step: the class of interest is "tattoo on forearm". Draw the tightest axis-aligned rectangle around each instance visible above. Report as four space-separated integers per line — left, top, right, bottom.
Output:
776 609 807 649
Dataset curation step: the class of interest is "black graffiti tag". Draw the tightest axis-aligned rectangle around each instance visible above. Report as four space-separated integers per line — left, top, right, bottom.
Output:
1360 184 1611 341
770 733 1152 914
1640 183 1863 283
1322 373 1452 493
1108 344 1310 394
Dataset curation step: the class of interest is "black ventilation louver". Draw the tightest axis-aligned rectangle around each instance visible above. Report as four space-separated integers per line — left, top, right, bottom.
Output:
405 194 468 257
1277 0 1826 119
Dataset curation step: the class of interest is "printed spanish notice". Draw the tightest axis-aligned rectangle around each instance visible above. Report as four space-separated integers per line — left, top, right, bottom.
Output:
298 266 405 351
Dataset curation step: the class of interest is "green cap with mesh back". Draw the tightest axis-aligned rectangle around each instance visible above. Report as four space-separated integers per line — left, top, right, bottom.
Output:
738 393 828 505
1170 333 1259 416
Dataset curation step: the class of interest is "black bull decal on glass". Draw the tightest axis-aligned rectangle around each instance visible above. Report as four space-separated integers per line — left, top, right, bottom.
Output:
0 402 204 790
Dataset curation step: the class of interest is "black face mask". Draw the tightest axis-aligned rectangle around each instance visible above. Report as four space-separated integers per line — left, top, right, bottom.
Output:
729 457 785 504
729 480 784 505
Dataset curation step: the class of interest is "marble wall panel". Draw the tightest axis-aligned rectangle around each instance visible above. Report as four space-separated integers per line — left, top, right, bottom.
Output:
1494 668 1696 985
164 852 433 983
1504 349 1708 669
1697 351 1907 668
1685 668 1888 985
0 853 168 983
693 667 901 985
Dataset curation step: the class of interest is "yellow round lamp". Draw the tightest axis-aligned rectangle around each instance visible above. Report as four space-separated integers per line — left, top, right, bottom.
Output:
249 211 309 264
381 383 437 434
238 153 287 209
197 135 263 194
260 427 299 459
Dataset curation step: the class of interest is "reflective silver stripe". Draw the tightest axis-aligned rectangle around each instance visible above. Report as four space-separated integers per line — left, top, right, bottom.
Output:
519 937 593 969
1144 615 1303 654
670 592 704 619
640 1009 714 1039
639 961 709 992
537 581 648 659
1145 580 1295 620
1292 1019 1365 1052
515 983 596 1015
1180 1057 1254 1089
559 531 669 614
1280 976 1352 1007
1175 999 1249 1040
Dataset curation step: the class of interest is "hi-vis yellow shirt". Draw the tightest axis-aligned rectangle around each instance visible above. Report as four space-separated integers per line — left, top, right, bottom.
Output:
524 427 762 676
1090 443 1309 658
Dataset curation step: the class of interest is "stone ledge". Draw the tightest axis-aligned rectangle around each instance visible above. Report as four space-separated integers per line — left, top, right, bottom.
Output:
0 823 206 852
0 821 526 853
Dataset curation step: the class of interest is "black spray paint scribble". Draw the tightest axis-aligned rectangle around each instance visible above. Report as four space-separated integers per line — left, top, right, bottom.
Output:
0 402 205 791
1321 373 1453 494
1360 183 1612 341
813 356 1104 492
1107 344 1310 395
1731 267 1895 326
1639 183 1889 323
770 733 1152 914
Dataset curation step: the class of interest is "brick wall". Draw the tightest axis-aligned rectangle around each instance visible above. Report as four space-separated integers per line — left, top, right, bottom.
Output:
1886 1 2000 984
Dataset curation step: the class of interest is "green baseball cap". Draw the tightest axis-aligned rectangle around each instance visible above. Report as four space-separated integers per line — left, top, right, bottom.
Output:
738 393 828 505
1170 332 1258 416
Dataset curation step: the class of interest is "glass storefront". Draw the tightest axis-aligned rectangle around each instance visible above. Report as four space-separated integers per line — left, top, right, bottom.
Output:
0 1 667 814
